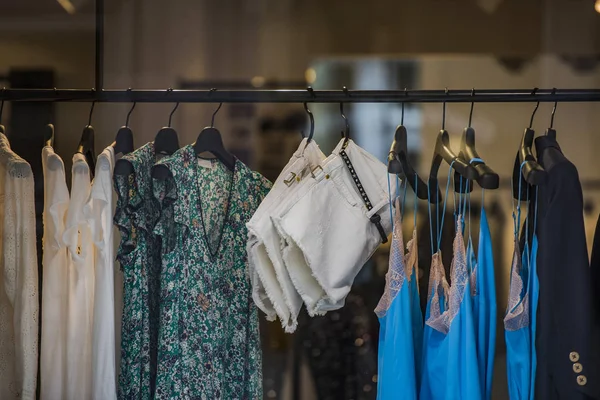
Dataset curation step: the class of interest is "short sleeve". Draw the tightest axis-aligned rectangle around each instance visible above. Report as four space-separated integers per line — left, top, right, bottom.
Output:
253 171 272 201
151 165 179 254
113 173 137 268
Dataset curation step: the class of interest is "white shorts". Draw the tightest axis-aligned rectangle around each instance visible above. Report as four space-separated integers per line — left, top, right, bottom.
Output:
273 139 395 316
246 138 325 332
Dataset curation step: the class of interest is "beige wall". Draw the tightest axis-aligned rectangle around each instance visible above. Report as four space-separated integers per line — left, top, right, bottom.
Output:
2 0 600 240
0 32 96 165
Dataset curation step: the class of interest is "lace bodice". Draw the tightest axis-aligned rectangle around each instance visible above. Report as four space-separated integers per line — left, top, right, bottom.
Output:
426 217 469 334
504 238 530 331
374 199 417 318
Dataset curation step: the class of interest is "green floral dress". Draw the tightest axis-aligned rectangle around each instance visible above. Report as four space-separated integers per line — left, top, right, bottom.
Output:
114 142 162 400
152 145 271 400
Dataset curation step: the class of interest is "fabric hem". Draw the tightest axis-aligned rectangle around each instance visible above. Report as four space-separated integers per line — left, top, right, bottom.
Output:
248 237 297 333
273 216 339 317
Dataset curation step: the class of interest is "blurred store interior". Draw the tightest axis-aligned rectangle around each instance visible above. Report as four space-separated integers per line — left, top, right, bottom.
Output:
2 1 600 399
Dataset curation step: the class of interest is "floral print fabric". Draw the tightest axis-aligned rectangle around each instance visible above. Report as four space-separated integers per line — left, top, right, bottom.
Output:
152 146 271 400
114 142 162 400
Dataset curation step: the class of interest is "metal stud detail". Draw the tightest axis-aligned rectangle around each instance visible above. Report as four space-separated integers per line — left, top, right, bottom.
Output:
340 149 373 208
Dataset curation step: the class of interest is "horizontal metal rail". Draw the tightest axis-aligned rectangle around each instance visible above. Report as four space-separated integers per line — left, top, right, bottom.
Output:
1 88 600 103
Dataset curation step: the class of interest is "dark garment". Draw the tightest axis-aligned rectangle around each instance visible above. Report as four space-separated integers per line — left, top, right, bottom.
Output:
528 136 600 400
297 286 378 400
590 216 600 323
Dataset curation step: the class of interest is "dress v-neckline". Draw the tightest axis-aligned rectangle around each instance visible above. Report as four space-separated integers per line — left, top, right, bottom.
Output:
191 147 237 261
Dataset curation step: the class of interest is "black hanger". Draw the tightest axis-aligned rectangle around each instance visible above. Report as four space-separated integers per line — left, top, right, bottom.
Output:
193 101 235 170
388 89 438 202
428 89 478 203
77 99 96 175
545 88 558 139
154 89 181 156
151 97 183 181
387 90 405 175
113 102 135 155
516 90 547 185
455 89 499 192
113 100 137 176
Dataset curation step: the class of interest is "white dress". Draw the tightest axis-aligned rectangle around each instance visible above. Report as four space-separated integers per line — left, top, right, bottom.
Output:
40 146 70 400
83 146 118 400
64 153 95 400
0 133 39 400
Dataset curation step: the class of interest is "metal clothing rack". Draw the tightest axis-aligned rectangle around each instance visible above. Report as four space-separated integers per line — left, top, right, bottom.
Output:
2 88 600 103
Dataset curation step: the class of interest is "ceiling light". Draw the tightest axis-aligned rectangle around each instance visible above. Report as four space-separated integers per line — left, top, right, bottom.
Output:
305 68 317 84
251 76 265 88
595 0 600 14
57 0 76 14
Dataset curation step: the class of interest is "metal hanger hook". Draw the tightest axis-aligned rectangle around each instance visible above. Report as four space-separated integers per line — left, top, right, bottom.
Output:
0 87 5 125
340 86 350 139
550 88 558 129
168 102 180 127
401 87 407 125
126 102 136 127
304 86 316 143
46 88 58 125
207 88 222 128
529 87 539 129
468 88 475 127
340 102 350 139
88 100 96 127
442 87 448 130
303 102 314 136
211 102 223 128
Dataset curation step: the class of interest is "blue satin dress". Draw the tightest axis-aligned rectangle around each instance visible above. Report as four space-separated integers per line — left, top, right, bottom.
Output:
470 201 497 400
375 197 423 400
504 176 539 400
420 169 481 400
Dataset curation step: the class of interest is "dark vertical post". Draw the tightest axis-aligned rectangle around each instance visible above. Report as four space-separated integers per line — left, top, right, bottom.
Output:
95 0 104 92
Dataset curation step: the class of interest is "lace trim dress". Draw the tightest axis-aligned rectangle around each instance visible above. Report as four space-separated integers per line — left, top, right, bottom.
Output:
0 133 39 400
420 217 481 399
374 199 423 400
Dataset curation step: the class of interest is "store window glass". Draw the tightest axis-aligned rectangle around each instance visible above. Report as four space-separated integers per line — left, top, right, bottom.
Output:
2 1 600 400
